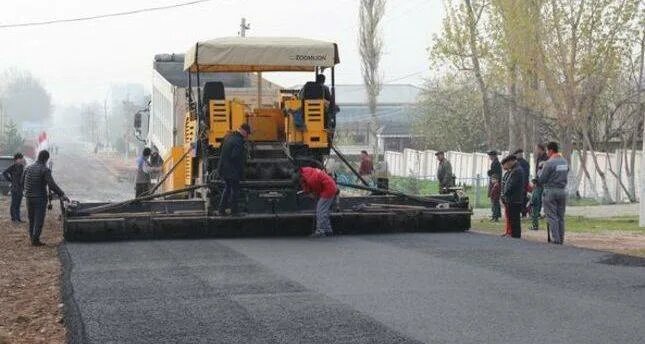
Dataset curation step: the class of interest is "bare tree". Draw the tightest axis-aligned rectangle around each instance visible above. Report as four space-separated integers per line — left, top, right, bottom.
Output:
359 0 386 161
0 68 53 124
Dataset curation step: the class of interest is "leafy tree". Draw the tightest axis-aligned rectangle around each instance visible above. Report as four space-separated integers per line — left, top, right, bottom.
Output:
414 74 508 152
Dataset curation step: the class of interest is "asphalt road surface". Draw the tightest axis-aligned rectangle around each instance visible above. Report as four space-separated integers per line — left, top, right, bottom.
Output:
61 232 645 344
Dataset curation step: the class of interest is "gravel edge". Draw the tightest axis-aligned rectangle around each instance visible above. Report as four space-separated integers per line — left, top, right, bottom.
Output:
58 244 87 344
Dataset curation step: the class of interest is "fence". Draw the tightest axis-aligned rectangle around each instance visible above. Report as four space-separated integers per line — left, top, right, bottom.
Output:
384 148 642 202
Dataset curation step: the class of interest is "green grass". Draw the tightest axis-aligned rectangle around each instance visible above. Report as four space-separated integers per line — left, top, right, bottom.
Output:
387 177 497 209
473 216 645 234
566 198 601 206
387 176 604 209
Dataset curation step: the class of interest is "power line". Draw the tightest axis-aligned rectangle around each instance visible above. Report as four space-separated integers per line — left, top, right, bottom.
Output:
385 71 424 83
0 0 214 29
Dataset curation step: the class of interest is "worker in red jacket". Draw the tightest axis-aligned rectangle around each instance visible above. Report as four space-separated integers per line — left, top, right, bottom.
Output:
299 167 338 237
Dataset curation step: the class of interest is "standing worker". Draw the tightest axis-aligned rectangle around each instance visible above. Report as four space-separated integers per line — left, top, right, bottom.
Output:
435 151 454 193
513 149 531 217
22 150 68 246
358 150 374 183
487 150 502 220
487 171 501 222
217 124 250 216
298 166 338 237
537 141 569 244
501 155 523 238
2 153 26 222
134 148 160 197
530 144 548 230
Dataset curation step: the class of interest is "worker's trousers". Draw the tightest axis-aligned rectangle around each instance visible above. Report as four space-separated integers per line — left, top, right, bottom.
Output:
219 179 240 215
10 189 23 221
26 197 47 242
531 186 543 230
490 199 501 220
507 203 522 238
135 183 151 198
543 188 566 244
315 197 334 234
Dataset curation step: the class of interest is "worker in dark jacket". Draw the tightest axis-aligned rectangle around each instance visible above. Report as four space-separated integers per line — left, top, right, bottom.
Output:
2 153 25 222
436 151 454 193
22 150 68 246
217 123 250 216
501 155 523 238
513 149 530 217
487 150 502 181
487 150 502 220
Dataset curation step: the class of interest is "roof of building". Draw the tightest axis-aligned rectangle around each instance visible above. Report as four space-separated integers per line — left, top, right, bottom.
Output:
334 84 422 105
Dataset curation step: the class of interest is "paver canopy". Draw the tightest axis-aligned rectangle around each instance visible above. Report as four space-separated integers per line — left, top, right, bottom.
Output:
184 36 339 72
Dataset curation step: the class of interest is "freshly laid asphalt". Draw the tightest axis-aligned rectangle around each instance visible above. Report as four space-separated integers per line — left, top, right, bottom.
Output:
61 232 645 344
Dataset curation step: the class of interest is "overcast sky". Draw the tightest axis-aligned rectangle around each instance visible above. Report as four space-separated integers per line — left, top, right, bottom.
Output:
0 0 444 105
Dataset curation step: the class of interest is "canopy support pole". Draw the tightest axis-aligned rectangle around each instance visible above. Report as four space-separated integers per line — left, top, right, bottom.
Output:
257 72 262 109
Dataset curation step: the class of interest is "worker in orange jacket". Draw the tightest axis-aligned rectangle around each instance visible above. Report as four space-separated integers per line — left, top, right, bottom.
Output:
299 167 338 237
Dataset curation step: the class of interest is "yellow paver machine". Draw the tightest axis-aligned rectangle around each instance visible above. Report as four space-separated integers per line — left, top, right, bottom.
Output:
63 37 471 241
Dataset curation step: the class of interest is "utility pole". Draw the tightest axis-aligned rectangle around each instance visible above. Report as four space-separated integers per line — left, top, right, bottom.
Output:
104 98 109 147
238 17 250 37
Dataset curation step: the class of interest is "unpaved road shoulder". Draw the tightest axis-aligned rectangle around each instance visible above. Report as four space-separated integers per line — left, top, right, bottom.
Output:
0 198 65 344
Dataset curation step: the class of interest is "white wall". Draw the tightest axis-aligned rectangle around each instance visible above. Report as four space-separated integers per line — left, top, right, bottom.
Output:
384 149 642 202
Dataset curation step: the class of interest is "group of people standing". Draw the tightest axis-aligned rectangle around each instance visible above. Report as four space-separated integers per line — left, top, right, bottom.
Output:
2 150 68 246
487 142 569 244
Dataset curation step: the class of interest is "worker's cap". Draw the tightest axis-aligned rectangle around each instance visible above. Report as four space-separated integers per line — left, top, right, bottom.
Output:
435 151 445 156
512 149 524 155
487 150 499 156
240 123 251 134
500 155 517 165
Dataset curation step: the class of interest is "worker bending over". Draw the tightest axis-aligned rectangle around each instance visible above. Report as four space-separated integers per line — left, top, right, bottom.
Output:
299 166 338 237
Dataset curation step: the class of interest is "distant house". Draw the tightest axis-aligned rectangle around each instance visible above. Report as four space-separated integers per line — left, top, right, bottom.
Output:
334 84 422 152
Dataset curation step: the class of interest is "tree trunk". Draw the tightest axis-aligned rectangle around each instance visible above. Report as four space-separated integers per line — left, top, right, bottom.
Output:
464 0 494 148
623 130 638 202
606 152 633 203
507 65 519 151
369 101 380 164
576 146 599 200
559 124 573 163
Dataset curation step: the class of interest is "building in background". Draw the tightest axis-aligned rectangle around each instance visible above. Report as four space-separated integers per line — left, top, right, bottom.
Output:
334 84 421 152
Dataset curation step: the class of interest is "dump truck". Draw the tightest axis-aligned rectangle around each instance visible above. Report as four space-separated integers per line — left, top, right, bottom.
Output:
62 37 471 241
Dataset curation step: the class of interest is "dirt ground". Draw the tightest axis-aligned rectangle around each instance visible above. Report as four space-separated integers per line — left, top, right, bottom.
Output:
472 219 645 257
0 197 66 344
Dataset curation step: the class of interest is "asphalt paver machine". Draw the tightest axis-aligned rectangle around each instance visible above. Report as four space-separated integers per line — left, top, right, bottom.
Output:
63 37 471 241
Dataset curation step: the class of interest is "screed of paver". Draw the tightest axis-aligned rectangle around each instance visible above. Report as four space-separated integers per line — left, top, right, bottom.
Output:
62 240 421 344
219 233 645 344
